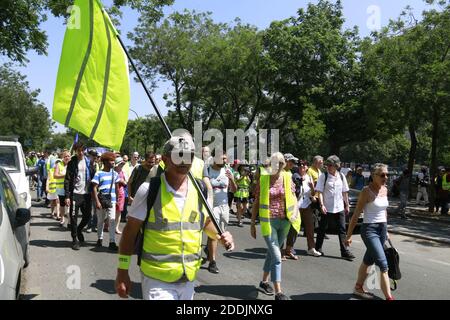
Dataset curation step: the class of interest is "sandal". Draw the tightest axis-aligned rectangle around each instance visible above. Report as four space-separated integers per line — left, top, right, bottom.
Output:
286 252 299 260
353 284 374 300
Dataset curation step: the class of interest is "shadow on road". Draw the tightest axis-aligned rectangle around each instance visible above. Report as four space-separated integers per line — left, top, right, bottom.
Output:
244 248 267 254
91 279 142 299
30 239 72 248
195 285 259 300
30 222 60 227
19 293 40 300
400 238 450 248
291 293 355 300
223 248 266 260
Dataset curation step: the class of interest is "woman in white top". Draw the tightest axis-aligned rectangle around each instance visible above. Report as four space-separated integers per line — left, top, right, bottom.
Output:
293 161 322 257
346 163 394 300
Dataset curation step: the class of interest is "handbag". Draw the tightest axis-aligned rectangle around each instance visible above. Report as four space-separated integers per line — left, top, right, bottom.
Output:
384 239 401 290
98 170 114 209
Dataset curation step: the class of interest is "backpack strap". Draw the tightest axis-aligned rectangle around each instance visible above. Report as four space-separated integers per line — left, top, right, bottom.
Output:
137 177 161 266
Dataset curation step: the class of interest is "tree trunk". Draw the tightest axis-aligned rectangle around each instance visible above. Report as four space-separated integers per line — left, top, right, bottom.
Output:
429 104 440 212
407 124 417 199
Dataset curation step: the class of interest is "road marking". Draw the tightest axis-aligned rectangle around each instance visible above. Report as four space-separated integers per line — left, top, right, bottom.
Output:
428 259 450 267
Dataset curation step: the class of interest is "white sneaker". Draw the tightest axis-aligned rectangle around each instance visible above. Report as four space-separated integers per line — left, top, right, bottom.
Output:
307 248 322 257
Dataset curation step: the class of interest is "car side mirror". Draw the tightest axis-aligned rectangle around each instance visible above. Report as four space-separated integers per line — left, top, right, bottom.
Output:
15 208 31 228
26 166 38 176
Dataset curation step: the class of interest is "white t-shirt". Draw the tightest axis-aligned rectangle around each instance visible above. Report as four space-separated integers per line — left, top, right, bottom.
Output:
74 159 88 195
316 171 349 213
208 166 229 207
298 174 313 209
128 174 187 221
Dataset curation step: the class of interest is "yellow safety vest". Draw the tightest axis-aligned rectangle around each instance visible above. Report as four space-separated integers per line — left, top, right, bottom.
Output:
234 174 250 198
443 174 450 191
54 161 65 192
140 175 205 283
48 168 57 194
158 157 204 180
258 168 300 237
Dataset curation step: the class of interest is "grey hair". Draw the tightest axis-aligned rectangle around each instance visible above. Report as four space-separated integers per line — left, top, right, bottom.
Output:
371 163 388 176
313 155 323 163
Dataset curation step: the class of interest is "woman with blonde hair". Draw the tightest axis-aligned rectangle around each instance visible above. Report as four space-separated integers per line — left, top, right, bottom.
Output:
250 152 300 300
346 163 394 300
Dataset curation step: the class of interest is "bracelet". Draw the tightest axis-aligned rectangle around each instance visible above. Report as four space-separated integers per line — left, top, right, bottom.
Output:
118 254 131 270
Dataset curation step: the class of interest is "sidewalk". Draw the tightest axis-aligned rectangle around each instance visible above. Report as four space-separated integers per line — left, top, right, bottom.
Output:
387 198 450 245
388 198 450 224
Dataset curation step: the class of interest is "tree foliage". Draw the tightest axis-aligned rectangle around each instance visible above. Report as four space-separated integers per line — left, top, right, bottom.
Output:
0 64 52 151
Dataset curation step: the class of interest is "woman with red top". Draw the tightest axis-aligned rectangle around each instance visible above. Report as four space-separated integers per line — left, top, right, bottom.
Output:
250 152 297 300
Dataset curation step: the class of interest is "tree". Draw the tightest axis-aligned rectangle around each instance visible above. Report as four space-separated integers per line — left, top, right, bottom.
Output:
361 1 450 209
0 64 52 151
130 10 269 134
262 0 364 154
0 0 174 63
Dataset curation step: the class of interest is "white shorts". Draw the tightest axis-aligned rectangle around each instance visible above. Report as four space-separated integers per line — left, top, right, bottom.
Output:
212 204 230 232
47 193 58 200
141 273 195 300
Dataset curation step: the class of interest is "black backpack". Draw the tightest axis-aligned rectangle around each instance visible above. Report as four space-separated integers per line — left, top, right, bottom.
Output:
384 239 401 290
135 176 207 266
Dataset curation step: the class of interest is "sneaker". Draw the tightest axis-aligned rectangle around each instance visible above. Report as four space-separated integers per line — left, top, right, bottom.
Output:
275 292 289 300
307 248 322 257
238 221 244 227
208 261 219 274
108 242 118 252
86 228 92 233
315 249 324 256
353 288 375 300
342 251 355 261
96 239 103 247
259 281 274 296
72 240 80 251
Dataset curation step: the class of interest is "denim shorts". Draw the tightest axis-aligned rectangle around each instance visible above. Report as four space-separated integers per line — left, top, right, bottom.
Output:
360 223 388 272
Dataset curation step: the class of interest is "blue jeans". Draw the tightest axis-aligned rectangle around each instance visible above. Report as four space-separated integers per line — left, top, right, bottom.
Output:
263 218 291 283
360 223 388 272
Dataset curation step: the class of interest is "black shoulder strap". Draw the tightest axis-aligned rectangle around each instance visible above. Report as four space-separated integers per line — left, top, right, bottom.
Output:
323 171 328 190
137 177 161 266
146 177 162 219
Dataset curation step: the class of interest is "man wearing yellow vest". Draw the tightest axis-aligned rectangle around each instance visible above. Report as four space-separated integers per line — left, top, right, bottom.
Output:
115 135 234 300
250 152 301 300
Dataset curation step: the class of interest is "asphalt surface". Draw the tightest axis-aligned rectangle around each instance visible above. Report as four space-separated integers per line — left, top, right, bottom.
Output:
21 202 450 300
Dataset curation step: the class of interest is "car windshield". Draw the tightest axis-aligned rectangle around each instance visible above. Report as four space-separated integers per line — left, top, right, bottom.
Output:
0 146 20 171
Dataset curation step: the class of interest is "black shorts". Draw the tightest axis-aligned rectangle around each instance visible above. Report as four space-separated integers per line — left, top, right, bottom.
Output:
58 195 66 207
234 197 249 204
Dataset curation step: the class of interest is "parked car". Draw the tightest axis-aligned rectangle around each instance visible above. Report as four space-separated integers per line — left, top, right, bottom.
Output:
0 167 31 299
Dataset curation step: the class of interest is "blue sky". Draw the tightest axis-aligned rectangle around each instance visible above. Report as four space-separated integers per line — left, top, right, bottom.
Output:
8 0 431 133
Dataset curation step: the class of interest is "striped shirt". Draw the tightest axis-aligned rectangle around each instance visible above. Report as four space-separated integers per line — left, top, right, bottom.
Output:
92 170 121 203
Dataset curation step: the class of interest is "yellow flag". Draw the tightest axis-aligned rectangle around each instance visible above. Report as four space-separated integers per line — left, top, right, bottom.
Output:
53 0 130 150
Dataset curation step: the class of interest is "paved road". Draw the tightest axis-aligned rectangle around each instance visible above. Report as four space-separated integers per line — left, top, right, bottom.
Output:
21 202 450 300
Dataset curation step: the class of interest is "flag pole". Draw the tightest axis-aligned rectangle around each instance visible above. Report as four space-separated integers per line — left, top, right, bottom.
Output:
116 35 228 240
